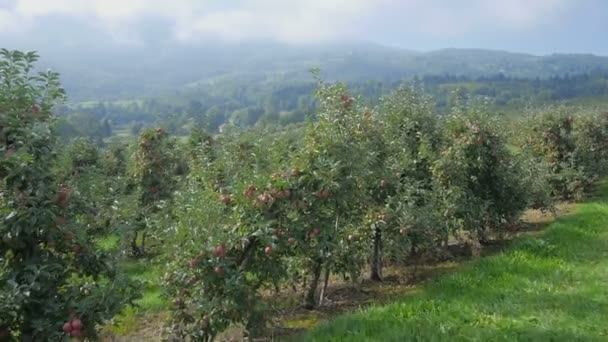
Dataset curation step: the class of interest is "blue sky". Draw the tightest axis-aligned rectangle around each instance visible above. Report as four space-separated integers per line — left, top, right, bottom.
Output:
0 0 606 55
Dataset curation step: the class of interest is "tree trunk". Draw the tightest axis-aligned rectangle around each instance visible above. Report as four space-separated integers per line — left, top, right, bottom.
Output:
131 231 139 256
140 231 147 254
238 237 258 270
370 223 383 281
303 259 323 310
318 265 331 306
20 325 33 342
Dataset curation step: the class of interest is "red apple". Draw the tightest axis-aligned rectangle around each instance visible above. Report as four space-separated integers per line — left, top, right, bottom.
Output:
63 322 73 333
309 227 321 239
220 194 232 205
274 228 284 237
275 189 286 199
4 147 15 157
212 244 226 258
288 237 297 245
264 246 273 255
71 319 83 331
0 328 10 339
316 190 330 200
172 298 184 307
347 234 354 241
258 193 269 203
32 104 41 114
214 266 224 277
294 200 307 209
55 216 67 227
201 315 210 329
245 185 256 199
56 187 72 208
341 95 353 107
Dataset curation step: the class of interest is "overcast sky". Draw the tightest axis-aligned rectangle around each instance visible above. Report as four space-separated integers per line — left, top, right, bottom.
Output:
1 0 606 55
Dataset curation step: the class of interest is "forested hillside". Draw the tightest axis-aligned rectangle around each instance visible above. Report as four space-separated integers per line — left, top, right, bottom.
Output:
35 42 608 102
56 70 608 140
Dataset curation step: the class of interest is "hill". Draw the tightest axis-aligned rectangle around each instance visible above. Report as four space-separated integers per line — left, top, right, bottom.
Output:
28 42 608 102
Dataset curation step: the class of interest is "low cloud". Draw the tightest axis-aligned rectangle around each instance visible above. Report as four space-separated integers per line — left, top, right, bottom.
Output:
0 0 583 44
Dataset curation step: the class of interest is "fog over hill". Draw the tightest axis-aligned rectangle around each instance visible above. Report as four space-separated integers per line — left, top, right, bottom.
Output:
2 0 607 101
5 41 608 102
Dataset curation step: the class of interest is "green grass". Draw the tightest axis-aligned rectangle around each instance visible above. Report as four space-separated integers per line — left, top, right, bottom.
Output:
121 260 166 312
302 183 608 341
105 258 168 335
96 235 121 252
96 235 166 313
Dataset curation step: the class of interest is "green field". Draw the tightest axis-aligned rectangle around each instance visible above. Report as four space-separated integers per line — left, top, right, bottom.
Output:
302 182 608 341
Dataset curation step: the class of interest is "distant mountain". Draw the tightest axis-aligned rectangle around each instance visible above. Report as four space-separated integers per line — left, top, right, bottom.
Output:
22 41 608 102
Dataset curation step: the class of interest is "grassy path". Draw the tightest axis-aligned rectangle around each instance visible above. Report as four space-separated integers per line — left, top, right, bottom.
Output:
302 183 608 341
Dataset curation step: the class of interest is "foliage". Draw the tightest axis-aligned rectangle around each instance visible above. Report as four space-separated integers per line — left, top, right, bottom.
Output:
163 128 298 340
378 85 443 265
64 137 100 173
521 107 590 199
573 111 608 179
432 101 530 242
129 127 177 256
160 78 607 340
301 182 608 341
290 79 378 304
3 48 608 341
0 49 138 340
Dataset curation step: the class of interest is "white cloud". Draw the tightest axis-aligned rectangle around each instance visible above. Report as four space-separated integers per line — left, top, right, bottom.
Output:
0 8 19 32
176 0 380 43
480 0 572 28
1 0 580 43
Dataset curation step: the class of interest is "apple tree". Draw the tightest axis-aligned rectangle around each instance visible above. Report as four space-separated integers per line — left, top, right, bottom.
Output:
0 50 139 340
290 79 374 308
163 129 298 340
432 101 529 244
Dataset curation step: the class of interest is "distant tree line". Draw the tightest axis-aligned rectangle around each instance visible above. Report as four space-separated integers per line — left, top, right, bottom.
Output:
55 71 608 140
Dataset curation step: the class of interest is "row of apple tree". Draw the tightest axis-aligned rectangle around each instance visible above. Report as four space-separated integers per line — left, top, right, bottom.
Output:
2 50 607 340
